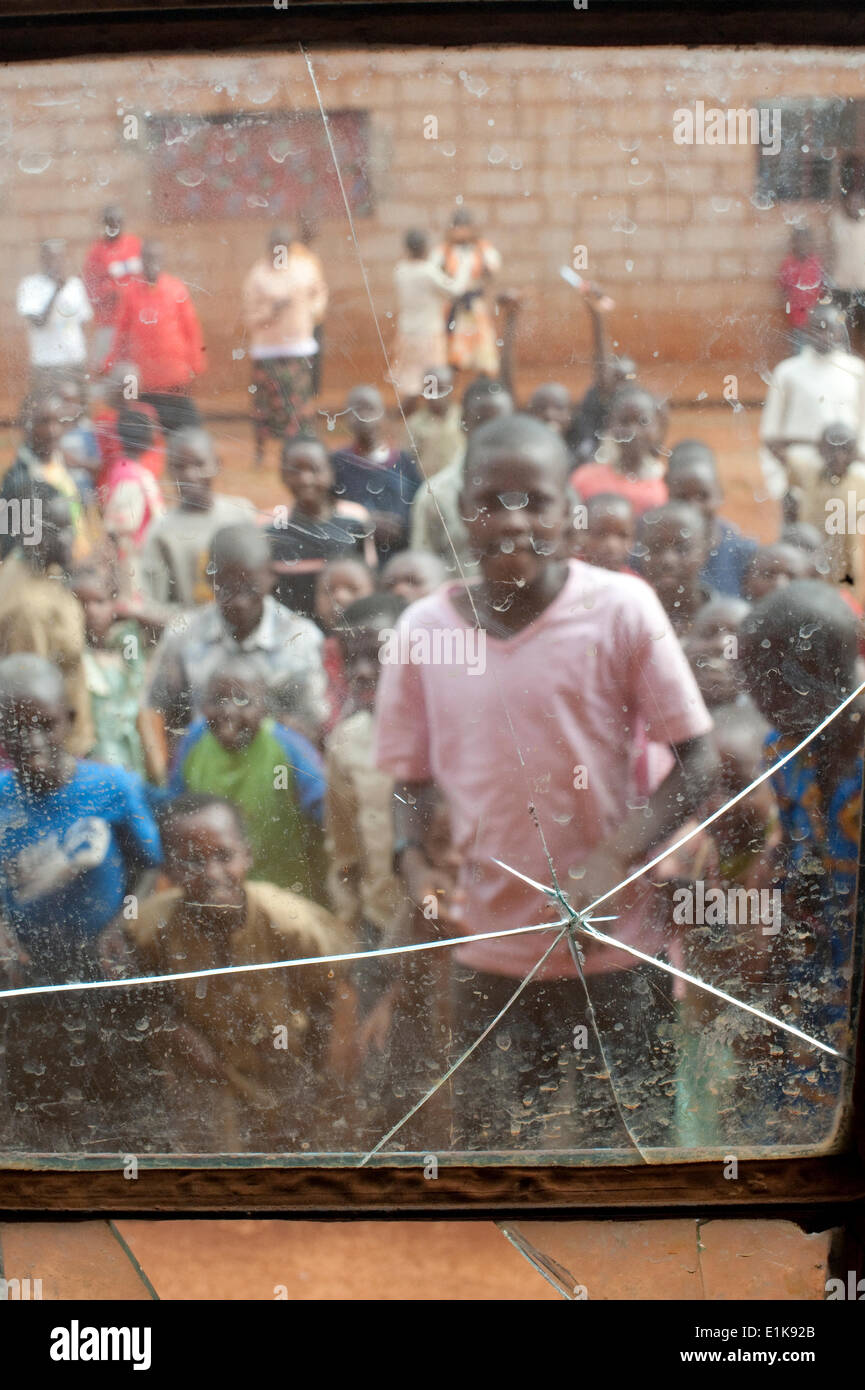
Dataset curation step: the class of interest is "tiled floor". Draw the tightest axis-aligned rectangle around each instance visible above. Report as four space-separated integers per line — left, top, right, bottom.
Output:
0 1217 834 1300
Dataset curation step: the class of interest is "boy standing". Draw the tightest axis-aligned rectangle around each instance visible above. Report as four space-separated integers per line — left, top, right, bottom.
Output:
376 415 716 1150
147 523 327 744
666 440 758 600
169 658 328 903
124 794 344 1150
138 427 256 621
0 654 161 1149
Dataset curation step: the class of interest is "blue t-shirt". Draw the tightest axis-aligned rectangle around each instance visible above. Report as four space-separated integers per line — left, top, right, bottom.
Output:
0 761 162 965
701 518 758 599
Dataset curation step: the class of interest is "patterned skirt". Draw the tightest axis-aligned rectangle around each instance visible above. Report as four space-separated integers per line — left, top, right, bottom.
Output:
250 354 316 442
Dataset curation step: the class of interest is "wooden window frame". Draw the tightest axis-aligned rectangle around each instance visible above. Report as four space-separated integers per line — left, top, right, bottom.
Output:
0 0 863 1221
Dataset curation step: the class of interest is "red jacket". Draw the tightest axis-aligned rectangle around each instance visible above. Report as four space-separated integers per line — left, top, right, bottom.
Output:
82 233 143 328
103 273 206 392
778 254 824 329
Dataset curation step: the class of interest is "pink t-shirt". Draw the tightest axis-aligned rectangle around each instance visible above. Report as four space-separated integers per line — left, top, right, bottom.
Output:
375 558 713 980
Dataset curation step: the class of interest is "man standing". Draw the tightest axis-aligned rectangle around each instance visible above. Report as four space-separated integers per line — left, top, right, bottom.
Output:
16 240 92 397
759 303 865 513
242 225 328 468
82 205 142 368
103 240 205 435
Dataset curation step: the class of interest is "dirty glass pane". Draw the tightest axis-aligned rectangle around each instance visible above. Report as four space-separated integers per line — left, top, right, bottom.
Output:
0 43 862 1172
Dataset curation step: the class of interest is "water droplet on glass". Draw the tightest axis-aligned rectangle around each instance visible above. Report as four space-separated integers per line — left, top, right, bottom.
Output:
488 145 507 165
568 865 586 881
495 1031 512 1052
176 169 205 187
510 158 523 171
625 259 634 272
711 195 732 214
750 191 775 212
760 638 771 649
611 215 637 235
18 151 51 174
247 81 278 105
552 812 573 825
247 194 269 208
440 142 457 158
498 491 528 509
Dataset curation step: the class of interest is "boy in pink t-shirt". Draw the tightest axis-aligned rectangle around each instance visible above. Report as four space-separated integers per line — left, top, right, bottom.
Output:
376 414 716 1150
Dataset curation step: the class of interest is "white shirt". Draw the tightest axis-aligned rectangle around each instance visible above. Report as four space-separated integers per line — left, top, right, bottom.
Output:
16 274 92 367
393 258 469 338
760 346 865 452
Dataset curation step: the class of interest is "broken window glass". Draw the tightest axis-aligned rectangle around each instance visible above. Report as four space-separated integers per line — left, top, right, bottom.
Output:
0 41 862 1177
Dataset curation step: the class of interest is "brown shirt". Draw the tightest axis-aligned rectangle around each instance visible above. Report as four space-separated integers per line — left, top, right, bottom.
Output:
126 879 347 1113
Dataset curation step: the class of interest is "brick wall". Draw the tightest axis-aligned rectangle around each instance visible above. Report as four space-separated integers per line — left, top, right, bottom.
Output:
1 45 864 404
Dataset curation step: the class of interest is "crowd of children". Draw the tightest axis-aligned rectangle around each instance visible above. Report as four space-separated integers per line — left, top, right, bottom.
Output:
0 207 862 1159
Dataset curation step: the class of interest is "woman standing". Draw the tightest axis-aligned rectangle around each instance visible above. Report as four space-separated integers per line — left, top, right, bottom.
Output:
242 225 328 468
433 208 502 378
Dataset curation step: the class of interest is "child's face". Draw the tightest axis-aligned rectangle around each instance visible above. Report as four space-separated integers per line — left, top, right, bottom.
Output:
667 460 721 524
683 600 749 708
0 687 72 794
578 503 634 571
463 391 512 437
348 388 384 446
171 442 218 509
203 675 266 753
167 806 252 915
342 628 382 710
281 442 332 513
214 562 270 641
460 445 569 587
609 394 656 460
640 511 707 608
744 545 809 602
74 577 115 645
315 562 373 630
380 554 443 603
30 400 63 460
527 386 571 438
